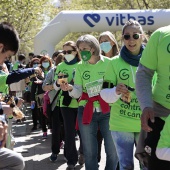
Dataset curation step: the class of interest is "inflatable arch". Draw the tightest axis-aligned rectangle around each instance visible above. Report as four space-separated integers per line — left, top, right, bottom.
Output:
34 9 170 56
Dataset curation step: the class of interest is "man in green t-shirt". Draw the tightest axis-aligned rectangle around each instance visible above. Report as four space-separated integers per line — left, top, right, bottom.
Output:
136 25 170 169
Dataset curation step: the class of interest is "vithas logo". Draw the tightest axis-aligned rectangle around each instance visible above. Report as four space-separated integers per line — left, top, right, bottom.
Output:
83 14 100 27
83 13 154 27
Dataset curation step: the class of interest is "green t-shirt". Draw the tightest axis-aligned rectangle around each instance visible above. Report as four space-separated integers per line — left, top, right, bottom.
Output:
74 55 112 108
157 115 170 148
0 71 9 94
56 62 79 108
13 61 19 70
104 56 141 132
140 25 170 109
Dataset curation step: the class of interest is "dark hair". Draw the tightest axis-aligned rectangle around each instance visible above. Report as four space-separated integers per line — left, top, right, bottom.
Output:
63 41 81 62
29 58 40 67
18 54 26 61
34 54 43 59
40 55 52 69
52 50 63 60
0 22 19 54
56 53 64 66
29 52 34 57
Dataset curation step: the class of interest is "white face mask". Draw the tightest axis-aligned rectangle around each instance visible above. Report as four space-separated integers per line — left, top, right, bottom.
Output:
42 62 49 68
64 54 75 62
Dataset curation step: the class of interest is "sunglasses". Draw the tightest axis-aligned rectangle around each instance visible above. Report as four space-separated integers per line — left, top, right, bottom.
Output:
63 50 75 54
33 62 39 64
123 33 141 40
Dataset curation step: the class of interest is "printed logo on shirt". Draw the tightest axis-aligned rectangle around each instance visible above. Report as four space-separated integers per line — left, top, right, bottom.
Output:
82 71 90 80
119 69 129 80
167 43 170 53
98 71 105 75
61 69 68 74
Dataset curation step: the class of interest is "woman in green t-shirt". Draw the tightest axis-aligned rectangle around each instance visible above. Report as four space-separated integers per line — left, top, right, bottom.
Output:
100 19 147 170
59 35 118 170
53 41 82 169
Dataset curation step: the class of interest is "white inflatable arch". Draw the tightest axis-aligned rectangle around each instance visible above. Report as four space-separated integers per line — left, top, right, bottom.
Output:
34 9 170 56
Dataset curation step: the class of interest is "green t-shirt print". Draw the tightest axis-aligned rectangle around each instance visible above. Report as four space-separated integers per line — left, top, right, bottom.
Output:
0 71 9 94
74 55 112 108
56 62 79 108
105 56 142 132
140 25 170 109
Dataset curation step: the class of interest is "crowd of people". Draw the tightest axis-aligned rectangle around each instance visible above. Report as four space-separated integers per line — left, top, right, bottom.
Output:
0 18 170 170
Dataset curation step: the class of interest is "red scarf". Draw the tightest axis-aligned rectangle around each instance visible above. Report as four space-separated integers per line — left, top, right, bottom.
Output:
79 92 110 124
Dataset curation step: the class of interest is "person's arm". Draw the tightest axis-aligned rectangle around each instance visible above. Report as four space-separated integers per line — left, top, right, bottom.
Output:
100 83 129 103
136 63 155 132
136 63 155 110
6 67 41 84
0 102 13 116
42 68 54 91
68 84 82 99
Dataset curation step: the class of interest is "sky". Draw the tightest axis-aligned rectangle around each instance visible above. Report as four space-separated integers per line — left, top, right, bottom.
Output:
52 0 61 7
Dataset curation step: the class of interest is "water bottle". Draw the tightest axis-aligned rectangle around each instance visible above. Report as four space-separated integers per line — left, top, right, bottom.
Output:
31 101 35 109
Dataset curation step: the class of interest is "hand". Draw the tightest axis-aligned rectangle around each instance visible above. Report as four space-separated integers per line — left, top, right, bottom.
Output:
45 85 54 91
141 107 155 132
60 83 73 92
17 98 24 107
116 83 129 95
34 77 43 84
1 105 13 117
34 67 44 78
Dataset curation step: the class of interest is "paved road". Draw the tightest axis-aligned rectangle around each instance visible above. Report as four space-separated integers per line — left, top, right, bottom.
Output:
12 108 140 170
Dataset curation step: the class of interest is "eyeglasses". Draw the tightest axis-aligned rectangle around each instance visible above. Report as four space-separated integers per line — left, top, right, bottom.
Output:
33 62 39 64
123 33 141 40
63 50 75 54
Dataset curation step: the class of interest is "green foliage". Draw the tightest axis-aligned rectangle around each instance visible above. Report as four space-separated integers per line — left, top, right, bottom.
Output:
0 0 55 55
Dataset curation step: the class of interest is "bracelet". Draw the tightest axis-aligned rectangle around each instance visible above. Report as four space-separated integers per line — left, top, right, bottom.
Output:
0 103 3 115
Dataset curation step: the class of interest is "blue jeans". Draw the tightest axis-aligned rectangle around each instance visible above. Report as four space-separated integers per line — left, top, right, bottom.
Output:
78 106 118 170
111 131 139 170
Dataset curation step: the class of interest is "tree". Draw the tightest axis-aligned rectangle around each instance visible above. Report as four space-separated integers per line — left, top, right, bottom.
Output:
0 0 55 55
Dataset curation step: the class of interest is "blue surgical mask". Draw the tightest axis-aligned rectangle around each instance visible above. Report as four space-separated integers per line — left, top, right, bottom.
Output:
33 64 38 68
42 62 49 68
100 42 112 53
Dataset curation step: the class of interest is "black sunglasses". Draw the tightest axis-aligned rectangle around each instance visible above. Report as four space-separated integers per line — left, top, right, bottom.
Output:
33 62 39 64
63 50 75 54
123 33 141 40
